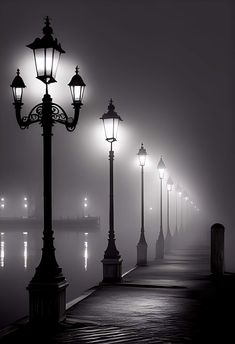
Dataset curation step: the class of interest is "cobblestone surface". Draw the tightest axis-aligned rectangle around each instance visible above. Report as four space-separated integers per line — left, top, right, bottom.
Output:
1 247 235 343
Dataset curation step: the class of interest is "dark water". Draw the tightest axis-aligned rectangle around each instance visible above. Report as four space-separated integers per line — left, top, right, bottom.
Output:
0 225 138 329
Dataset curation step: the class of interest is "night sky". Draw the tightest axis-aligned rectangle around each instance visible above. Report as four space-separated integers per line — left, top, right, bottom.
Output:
0 1 234 265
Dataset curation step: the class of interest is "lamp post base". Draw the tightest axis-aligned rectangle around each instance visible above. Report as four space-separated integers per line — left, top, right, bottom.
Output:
165 232 172 253
155 231 164 259
102 258 123 283
137 242 148 266
27 279 68 326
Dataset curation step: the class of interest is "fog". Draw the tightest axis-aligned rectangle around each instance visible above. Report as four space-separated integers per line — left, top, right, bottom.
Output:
0 0 234 269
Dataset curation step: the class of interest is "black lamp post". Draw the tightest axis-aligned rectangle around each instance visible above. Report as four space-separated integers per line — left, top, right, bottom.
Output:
165 176 174 253
10 17 85 325
155 156 166 259
136 143 148 266
100 99 123 283
174 184 181 242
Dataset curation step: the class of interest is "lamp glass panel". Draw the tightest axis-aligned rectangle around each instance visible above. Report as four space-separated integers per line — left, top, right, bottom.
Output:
103 118 114 141
167 184 172 191
113 117 120 141
34 48 45 78
52 49 60 80
139 154 146 166
159 168 165 179
45 47 53 78
14 87 23 102
74 85 82 102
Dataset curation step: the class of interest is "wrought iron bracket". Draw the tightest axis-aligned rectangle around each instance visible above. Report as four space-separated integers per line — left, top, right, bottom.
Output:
13 94 82 131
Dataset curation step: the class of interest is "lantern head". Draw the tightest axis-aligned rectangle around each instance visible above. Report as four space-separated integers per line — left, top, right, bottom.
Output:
157 156 166 179
100 99 123 143
167 176 174 191
137 143 147 167
10 69 26 103
27 17 65 84
68 66 86 103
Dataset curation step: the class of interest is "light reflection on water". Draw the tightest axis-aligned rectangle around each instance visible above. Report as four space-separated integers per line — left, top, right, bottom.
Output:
23 232 28 269
84 233 88 271
0 232 4 268
0 225 136 329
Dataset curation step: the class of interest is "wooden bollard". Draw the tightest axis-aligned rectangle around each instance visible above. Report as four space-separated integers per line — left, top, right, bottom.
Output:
211 223 225 275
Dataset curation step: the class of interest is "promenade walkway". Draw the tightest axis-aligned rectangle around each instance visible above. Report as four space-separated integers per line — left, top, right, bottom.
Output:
1 246 235 343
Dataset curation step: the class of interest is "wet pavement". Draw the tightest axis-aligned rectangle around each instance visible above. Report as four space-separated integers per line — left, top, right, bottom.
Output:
1 246 235 343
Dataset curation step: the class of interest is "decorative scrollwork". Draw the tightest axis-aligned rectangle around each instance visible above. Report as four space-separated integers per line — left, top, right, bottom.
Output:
51 103 77 131
14 98 80 131
51 104 68 123
28 104 43 123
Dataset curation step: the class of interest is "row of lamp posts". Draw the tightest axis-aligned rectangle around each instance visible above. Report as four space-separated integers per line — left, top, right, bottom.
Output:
10 17 199 326
136 149 199 266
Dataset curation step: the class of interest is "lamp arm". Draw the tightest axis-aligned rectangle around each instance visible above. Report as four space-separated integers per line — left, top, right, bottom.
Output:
51 101 82 132
14 99 82 131
14 102 43 129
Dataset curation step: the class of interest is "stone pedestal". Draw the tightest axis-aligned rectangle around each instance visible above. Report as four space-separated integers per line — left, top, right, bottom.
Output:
102 258 122 283
156 230 164 259
165 232 172 253
137 242 148 266
27 280 68 326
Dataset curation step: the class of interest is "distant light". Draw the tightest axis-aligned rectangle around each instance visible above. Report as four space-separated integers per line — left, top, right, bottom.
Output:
167 176 174 192
84 203 87 207
137 143 147 167
149 207 153 211
24 204 28 208
0 198 4 202
84 197 87 201
24 197 27 201
23 232 28 235
84 232 88 236
1 204 4 208
0 233 4 236
157 156 166 179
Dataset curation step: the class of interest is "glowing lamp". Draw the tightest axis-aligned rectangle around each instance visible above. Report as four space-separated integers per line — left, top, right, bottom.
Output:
100 99 123 142
157 156 166 179
10 69 26 103
68 66 86 103
137 143 147 166
167 176 174 191
27 17 65 84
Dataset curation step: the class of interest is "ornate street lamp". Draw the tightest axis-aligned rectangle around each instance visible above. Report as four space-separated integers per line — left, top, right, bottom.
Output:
156 156 166 259
136 143 148 266
165 176 174 253
10 17 85 325
100 99 123 283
